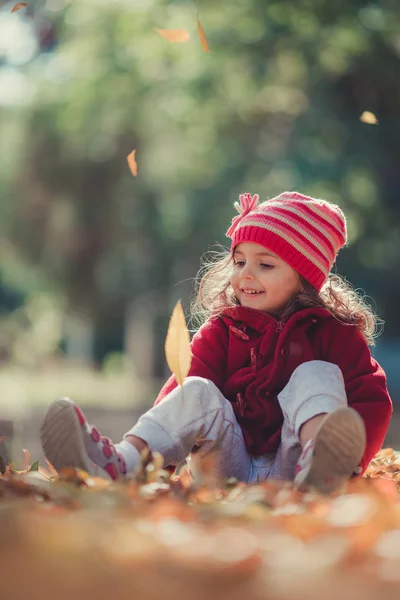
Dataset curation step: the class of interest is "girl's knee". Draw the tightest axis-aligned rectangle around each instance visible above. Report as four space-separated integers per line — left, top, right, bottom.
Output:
183 376 209 387
182 376 220 394
290 361 344 383
181 377 229 411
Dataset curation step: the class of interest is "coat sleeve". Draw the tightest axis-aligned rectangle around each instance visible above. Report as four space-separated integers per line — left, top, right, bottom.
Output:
154 316 229 406
325 321 392 473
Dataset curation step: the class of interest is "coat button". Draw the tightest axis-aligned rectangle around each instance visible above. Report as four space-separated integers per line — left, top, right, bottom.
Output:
229 326 250 341
280 347 288 356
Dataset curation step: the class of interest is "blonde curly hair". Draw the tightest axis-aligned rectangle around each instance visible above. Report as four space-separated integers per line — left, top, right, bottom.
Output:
190 247 380 346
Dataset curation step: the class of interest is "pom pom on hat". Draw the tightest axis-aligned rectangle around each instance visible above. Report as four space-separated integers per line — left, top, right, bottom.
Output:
226 191 347 291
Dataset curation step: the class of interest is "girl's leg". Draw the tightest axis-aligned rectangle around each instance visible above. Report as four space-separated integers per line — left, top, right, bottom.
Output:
268 360 366 493
41 377 252 482
123 377 251 479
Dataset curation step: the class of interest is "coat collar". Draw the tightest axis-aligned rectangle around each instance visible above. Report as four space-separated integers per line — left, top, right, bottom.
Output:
220 305 332 334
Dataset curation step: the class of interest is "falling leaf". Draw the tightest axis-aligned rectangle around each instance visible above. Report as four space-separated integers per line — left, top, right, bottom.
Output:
155 28 190 43
127 149 138 176
360 111 378 125
197 19 211 53
164 300 192 386
11 2 27 12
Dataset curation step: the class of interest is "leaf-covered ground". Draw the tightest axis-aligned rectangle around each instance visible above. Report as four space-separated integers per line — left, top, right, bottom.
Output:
1 449 400 600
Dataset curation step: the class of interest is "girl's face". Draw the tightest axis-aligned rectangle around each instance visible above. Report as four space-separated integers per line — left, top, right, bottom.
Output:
231 242 302 314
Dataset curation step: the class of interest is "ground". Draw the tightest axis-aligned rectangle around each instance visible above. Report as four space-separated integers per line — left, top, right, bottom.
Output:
1 445 400 600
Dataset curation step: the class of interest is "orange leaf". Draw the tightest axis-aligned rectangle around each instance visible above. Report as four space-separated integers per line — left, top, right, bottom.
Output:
127 149 138 176
11 2 27 12
155 28 190 43
23 449 30 471
197 19 210 53
360 111 378 125
45 459 59 478
37 467 53 481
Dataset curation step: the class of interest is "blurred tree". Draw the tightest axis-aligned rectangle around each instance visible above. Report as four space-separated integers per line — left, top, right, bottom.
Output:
1 0 400 369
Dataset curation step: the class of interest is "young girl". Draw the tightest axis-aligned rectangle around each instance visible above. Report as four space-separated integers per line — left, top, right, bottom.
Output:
40 192 392 493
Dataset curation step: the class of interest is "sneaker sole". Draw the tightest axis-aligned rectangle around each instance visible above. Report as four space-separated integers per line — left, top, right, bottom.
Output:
40 398 102 477
295 407 366 494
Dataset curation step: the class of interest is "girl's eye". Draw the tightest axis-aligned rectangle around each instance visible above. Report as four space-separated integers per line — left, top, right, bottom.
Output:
234 261 245 266
260 263 273 269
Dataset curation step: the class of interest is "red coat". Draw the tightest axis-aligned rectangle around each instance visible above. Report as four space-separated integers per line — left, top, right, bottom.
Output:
155 306 392 473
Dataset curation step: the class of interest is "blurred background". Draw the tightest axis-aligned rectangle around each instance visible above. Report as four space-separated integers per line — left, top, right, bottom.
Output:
0 0 399 466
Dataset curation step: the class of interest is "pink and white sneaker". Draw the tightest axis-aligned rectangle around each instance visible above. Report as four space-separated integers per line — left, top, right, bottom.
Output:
294 407 366 494
40 398 127 480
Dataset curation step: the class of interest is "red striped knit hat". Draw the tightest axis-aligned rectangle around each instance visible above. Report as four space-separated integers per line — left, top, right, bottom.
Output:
226 191 347 291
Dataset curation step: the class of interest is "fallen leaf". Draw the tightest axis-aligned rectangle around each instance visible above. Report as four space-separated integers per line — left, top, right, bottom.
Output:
360 111 378 125
58 466 91 485
29 461 39 472
127 149 138 176
164 300 191 386
155 28 190 43
37 467 54 481
84 476 111 489
23 449 31 471
197 19 210 53
373 478 398 502
11 2 27 12
45 459 59 478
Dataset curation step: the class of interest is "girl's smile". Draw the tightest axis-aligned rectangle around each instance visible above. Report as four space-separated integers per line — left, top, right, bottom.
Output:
240 288 265 300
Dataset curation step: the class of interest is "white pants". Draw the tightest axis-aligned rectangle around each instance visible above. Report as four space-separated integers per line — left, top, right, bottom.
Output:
124 360 348 483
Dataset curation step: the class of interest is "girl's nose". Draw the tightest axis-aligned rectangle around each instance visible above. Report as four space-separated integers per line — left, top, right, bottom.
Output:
241 264 255 279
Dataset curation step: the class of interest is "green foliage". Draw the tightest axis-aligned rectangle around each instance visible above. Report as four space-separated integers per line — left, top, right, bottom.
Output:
1 0 400 362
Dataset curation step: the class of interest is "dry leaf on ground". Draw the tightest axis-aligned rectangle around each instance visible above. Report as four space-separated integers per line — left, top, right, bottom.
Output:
23 449 31 471
1 448 400 598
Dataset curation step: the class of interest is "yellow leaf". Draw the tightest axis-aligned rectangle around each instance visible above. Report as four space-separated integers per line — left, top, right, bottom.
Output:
360 111 378 125
155 28 190 43
11 2 27 12
127 149 138 176
164 300 191 386
197 19 211 53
